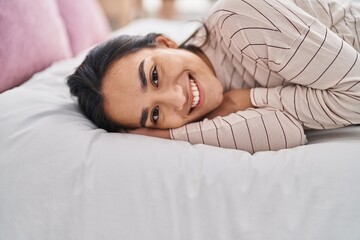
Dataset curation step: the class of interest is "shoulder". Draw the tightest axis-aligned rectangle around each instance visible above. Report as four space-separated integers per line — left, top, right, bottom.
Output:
203 0 316 50
205 0 315 31
205 0 285 19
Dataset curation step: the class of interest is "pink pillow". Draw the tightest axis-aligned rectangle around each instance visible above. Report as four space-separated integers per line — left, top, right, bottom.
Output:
0 0 72 93
56 0 111 55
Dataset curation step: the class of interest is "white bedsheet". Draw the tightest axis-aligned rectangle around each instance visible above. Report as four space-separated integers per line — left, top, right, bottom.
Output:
1 19 360 240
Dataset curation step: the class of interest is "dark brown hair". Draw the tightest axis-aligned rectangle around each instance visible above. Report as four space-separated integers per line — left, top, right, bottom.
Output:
67 33 160 132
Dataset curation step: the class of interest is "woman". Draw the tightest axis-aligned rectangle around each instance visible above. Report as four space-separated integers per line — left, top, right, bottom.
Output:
68 0 360 153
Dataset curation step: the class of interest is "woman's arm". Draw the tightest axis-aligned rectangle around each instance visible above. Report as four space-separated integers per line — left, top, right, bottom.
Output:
252 20 360 129
170 107 306 153
129 107 307 153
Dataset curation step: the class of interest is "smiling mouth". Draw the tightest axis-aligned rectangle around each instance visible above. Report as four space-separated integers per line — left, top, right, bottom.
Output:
190 79 200 107
189 74 200 113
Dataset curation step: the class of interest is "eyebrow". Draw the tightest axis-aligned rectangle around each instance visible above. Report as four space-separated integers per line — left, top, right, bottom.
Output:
138 59 147 91
140 107 149 128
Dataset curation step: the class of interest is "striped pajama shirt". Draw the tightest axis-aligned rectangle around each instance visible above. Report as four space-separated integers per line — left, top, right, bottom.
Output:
170 0 360 153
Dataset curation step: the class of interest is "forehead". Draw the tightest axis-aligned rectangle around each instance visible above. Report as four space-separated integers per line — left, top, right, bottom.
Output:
102 48 153 127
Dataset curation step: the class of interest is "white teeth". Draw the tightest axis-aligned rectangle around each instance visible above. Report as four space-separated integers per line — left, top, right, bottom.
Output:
190 79 200 108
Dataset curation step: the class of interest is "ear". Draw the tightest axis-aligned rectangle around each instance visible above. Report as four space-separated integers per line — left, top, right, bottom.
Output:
155 35 178 48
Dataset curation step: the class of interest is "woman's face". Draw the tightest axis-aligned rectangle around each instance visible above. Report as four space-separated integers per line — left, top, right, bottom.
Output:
102 36 223 129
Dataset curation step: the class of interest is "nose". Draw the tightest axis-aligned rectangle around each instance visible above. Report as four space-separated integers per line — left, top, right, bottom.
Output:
157 84 186 111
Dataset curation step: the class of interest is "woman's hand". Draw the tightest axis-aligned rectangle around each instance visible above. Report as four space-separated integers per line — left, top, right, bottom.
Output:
205 89 254 119
128 128 170 139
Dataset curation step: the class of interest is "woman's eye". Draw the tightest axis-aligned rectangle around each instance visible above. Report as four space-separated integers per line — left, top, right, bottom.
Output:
151 66 159 87
151 106 160 124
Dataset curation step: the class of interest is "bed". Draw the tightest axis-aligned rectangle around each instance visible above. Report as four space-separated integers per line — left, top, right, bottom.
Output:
1 4 360 240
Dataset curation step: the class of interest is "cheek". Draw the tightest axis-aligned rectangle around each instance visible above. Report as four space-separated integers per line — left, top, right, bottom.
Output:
160 112 187 128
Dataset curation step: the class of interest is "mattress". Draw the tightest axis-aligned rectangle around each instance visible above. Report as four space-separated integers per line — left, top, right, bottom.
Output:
1 19 360 240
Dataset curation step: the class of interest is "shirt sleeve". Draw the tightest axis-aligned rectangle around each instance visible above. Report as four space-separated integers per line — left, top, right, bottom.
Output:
251 18 360 129
170 107 306 154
